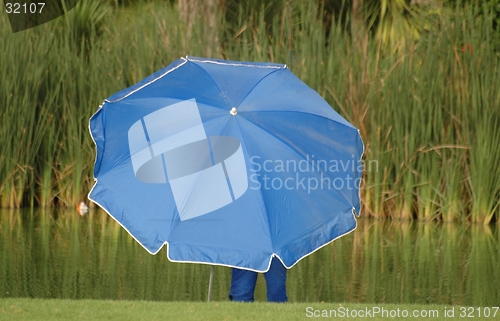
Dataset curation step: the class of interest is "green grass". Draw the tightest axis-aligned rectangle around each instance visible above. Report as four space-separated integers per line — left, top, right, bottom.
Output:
1 1 499 223
2 298 496 321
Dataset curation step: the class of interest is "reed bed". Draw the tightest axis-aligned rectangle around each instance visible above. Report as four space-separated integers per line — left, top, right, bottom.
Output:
1 1 499 223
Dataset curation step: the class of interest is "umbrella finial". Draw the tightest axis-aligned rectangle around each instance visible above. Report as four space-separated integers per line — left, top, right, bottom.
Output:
230 107 238 116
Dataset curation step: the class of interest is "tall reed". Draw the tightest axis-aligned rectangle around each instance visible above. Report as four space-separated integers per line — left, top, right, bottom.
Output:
1 1 499 223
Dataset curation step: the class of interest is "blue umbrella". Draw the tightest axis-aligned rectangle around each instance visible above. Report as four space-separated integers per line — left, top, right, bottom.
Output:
89 56 363 273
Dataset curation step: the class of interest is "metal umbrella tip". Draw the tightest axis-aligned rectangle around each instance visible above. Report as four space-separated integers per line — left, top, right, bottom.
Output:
230 107 238 116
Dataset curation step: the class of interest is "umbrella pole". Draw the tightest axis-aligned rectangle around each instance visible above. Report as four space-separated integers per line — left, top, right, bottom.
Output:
207 265 214 302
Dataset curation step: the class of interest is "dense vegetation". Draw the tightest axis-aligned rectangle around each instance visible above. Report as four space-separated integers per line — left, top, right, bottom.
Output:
1 0 499 223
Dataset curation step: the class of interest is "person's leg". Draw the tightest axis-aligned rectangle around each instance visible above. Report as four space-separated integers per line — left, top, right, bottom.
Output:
229 268 258 302
264 257 288 302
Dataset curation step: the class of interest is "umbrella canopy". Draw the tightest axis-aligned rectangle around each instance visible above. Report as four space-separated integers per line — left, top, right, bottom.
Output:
89 56 364 272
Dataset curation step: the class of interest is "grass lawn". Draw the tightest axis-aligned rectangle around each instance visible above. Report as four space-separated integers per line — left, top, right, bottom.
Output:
1 298 497 321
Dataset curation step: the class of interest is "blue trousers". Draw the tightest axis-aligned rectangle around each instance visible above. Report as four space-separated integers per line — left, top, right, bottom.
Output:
229 257 288 303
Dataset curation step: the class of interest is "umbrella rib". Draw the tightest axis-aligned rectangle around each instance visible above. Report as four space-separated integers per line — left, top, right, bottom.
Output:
237 115 358 208
187 57 286 110
105 58 189 103
281 210 358 270
234 68 284 108
230 116 273 253
243 109 359 133
233 115 359 265
187 56 284 70
188 62 232 108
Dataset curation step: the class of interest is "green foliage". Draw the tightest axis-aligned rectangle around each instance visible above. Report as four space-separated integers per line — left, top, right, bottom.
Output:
1 1 499 223
111 0 165 7
60 0 112 53
361 0 422 51
446 0 500 51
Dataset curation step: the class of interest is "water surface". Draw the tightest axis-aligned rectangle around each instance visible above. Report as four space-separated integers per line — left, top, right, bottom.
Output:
1 209 498 305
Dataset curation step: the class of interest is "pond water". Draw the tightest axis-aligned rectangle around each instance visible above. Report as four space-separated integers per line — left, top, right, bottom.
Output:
1 208 499 305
